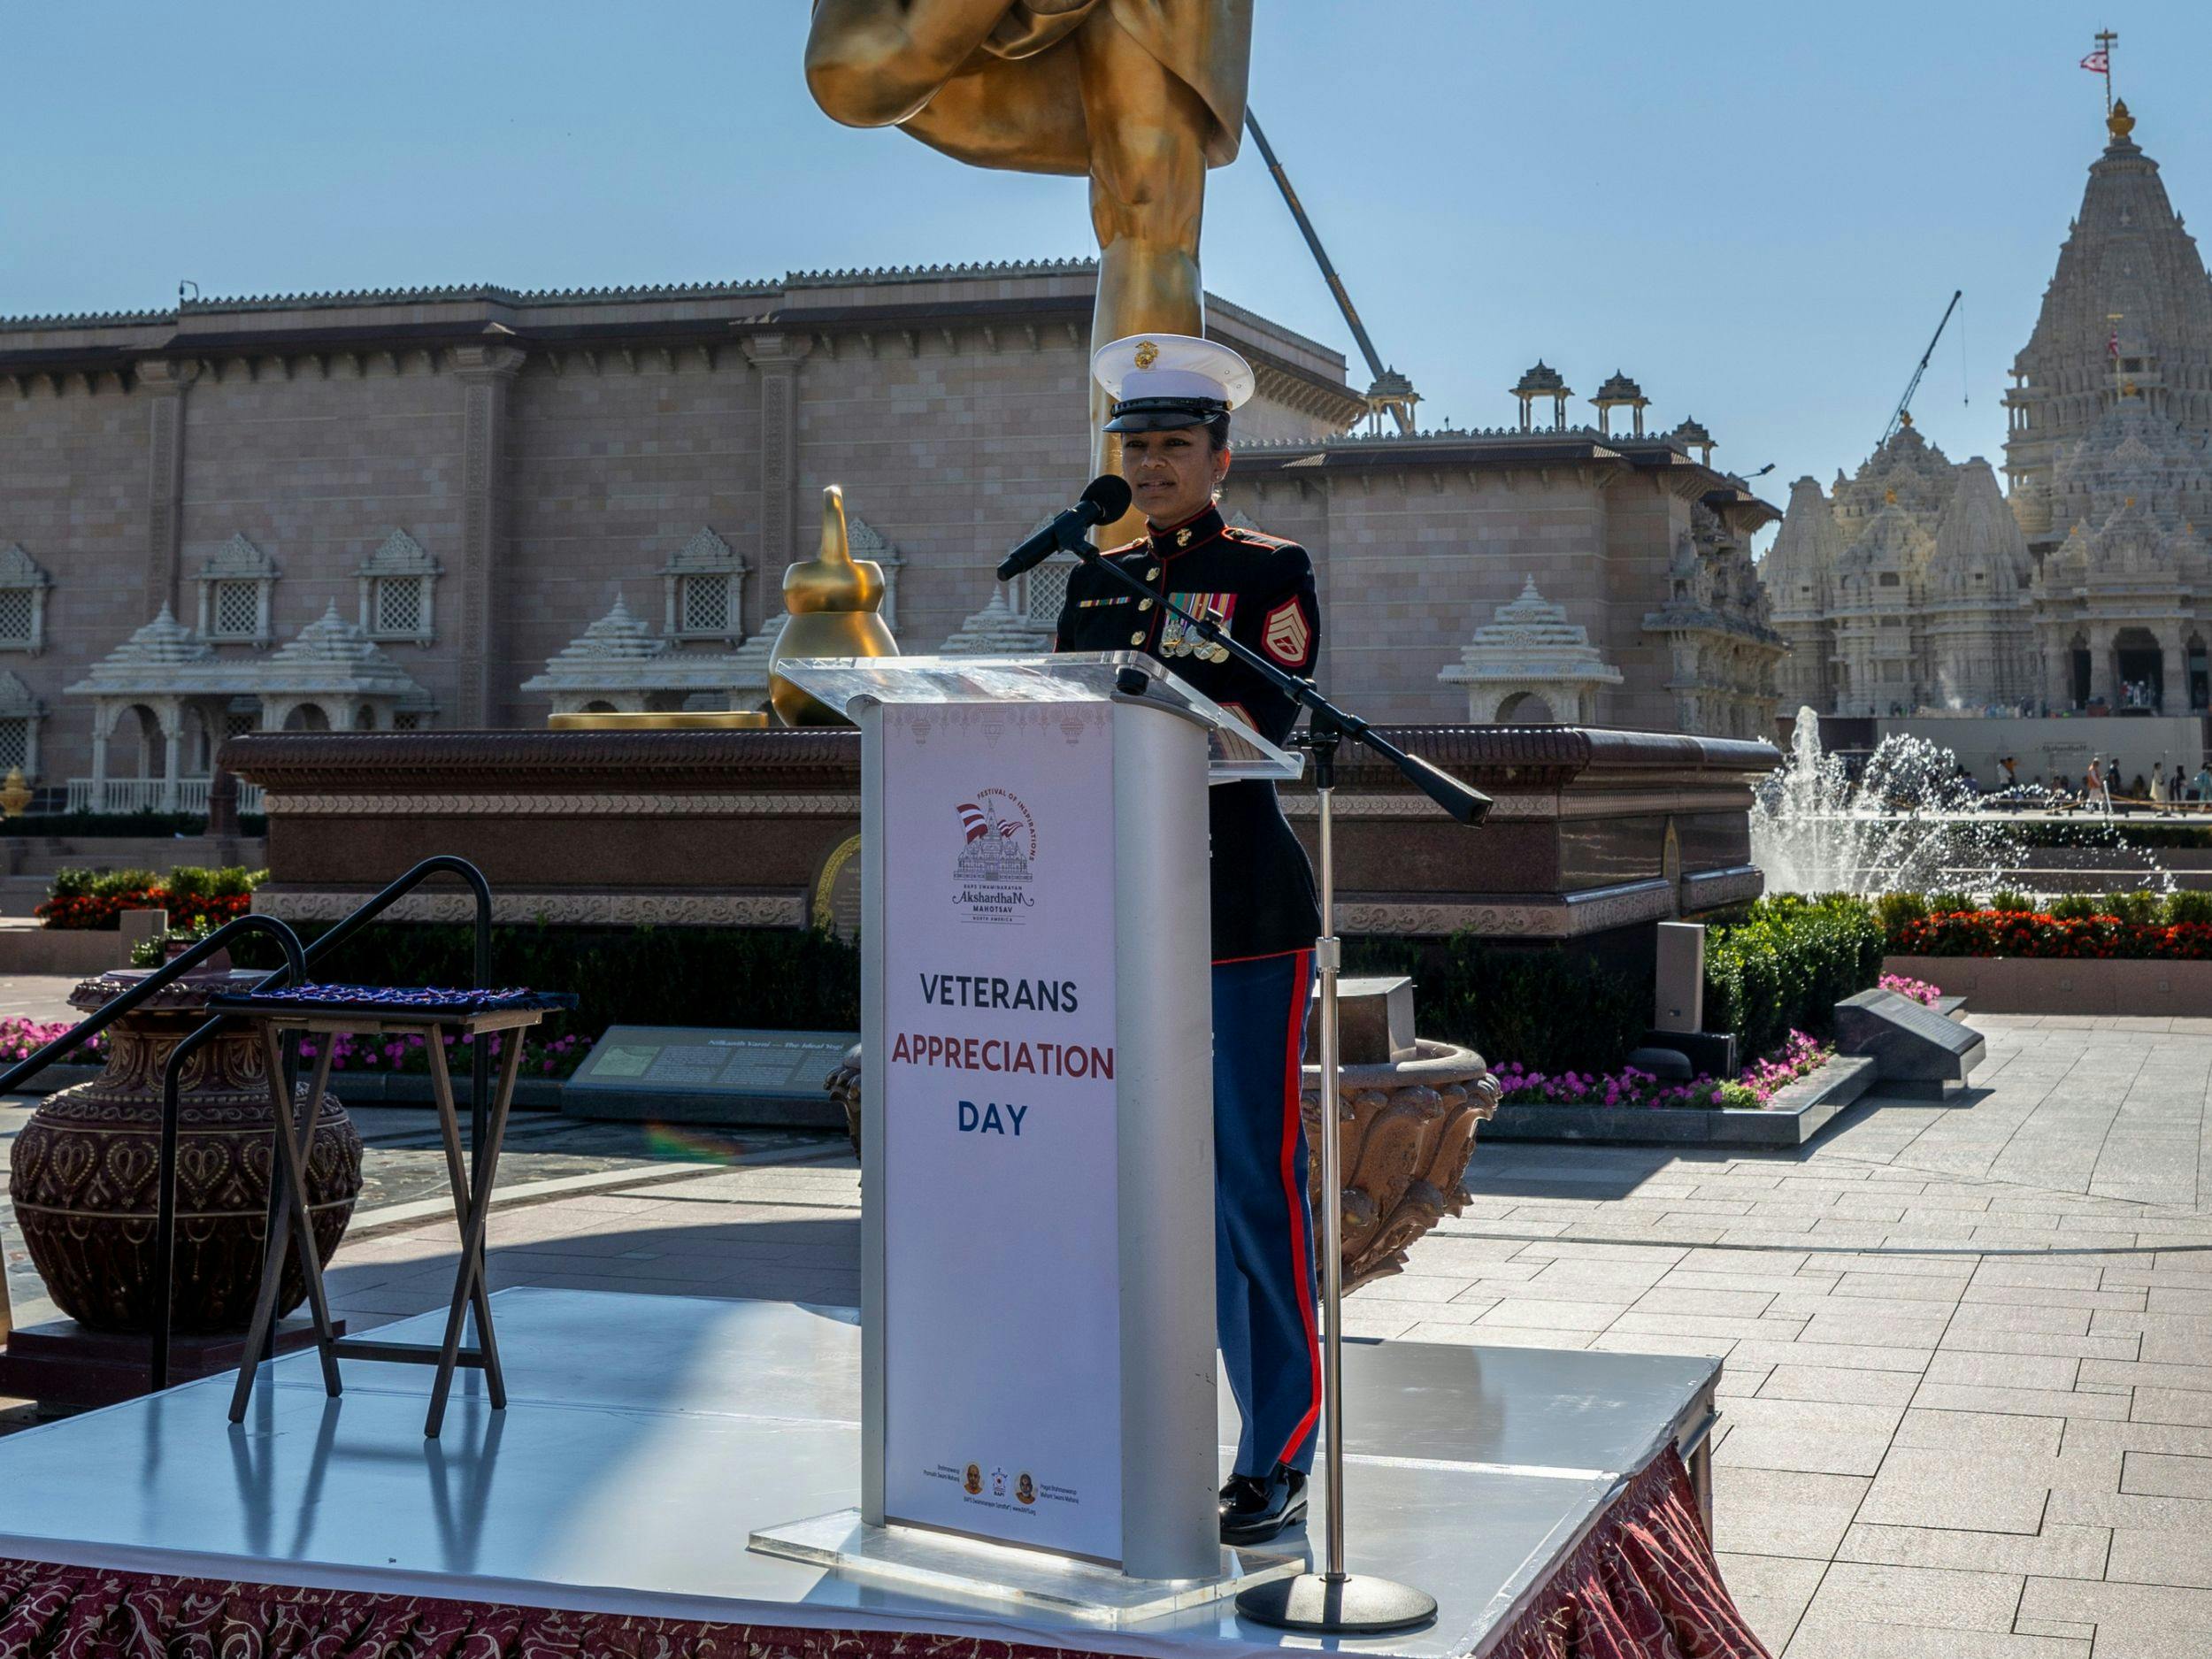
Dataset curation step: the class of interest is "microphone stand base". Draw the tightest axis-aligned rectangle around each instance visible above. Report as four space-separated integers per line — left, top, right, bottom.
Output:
1233 1571 1438 1634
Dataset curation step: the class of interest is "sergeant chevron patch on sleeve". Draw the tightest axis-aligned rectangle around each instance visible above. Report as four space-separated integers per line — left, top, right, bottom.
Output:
1262 598 1311 665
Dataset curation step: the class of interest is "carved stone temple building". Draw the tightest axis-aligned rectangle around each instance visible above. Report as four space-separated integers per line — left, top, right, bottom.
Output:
0 261 1780 810
1766 103 2212 718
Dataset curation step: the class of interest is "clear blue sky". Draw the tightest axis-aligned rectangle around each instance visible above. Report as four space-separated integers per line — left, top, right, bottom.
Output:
7 2 2208 546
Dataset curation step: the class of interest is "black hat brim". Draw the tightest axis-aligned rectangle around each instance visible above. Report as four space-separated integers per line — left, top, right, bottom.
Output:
1103 398 1227 434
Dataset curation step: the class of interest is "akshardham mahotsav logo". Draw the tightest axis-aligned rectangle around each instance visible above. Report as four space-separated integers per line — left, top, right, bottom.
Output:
952 787 1037 924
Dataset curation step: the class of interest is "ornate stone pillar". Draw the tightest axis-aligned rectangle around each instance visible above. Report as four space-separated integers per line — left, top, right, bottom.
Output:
158 703 181 813
88 714 109 810
450 344 527 727
135 359 201 614
2160 626 2186 713
2089 623 2117 706
740 332 815 602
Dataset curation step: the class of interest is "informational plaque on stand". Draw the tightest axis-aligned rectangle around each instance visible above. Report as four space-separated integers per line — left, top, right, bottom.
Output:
751 653 1303 1615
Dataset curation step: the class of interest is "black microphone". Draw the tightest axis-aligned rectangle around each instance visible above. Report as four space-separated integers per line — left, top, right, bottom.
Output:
997 475 1133 581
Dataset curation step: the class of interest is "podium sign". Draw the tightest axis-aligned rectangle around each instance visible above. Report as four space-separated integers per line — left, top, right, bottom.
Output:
772 653 1297 1586
879 701 1125 1560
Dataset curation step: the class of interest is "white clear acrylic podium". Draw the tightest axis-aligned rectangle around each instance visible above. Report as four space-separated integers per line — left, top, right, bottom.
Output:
750 653 1303 1621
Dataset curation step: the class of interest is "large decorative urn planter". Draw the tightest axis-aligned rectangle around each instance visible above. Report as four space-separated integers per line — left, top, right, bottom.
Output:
824 1038 1496 1293
6 967 364 1333
1303 1040 1497 1293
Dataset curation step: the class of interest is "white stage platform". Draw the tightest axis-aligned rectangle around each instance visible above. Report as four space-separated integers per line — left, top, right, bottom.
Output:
0 1289 1718 1659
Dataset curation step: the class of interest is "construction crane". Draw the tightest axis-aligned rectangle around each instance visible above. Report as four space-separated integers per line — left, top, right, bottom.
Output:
1243 109 1417 434
1879 289 1963 446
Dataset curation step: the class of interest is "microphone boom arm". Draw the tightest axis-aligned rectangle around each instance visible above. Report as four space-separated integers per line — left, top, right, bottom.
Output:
1061 520 1491 826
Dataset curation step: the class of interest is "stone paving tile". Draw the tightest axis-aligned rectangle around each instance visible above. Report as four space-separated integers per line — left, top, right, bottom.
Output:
1759 1364 1923 1408
2104 1525 2212 1589
2128 1386 2212 1426
1712 1396 1906 1478
1801 1561 2028 1632
1838 1522 2110 1580
2117 1449 2212 1499
1892 1409 2064 1457
1911 1382 2133 1421
1712 1551 1824 1654
2015 1578 2212 1659
1854 1448 2053 1534
1711 1467 1872 1560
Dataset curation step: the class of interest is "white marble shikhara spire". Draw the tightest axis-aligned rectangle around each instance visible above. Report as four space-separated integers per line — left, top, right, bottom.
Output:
1762 101 2212 718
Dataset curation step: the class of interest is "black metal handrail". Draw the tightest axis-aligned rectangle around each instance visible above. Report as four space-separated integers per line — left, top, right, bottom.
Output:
0 856 495 1392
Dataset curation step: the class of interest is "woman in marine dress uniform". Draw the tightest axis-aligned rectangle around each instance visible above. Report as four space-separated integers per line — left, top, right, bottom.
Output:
1055 334 1321 1546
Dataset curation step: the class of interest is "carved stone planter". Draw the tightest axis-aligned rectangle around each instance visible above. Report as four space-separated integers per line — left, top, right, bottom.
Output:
824 1038 1496 1294
6 967 363 1334
1304 1040 1497 1292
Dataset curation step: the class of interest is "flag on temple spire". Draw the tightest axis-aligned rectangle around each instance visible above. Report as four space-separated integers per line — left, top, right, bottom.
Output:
2081 49 2109 73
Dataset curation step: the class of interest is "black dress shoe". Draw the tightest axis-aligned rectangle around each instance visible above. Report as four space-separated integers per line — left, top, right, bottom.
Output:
1219 1466 1307 1545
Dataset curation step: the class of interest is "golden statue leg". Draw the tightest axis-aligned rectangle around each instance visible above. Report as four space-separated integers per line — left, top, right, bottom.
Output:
803 0 1017 128
893 47 1088 174
1078 15 1210 540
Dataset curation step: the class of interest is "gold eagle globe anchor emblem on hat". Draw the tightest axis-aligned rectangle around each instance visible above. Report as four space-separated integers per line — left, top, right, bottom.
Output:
1093 332 1256 433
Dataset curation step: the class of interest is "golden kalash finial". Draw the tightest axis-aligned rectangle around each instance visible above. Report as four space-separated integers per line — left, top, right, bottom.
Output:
768 485 900 726
2109 98 2135 142
0 768 29 818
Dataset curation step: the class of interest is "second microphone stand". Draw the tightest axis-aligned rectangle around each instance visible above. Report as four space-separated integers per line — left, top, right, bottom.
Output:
1064 518 1490 1634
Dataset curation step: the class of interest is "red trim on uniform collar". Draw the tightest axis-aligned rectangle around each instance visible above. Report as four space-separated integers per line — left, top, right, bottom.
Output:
1147 503 1225 559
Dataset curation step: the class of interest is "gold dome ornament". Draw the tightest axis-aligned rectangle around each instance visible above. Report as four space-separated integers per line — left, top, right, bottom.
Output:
2108 99 2135 142
0 767 29 818
767 485 900 726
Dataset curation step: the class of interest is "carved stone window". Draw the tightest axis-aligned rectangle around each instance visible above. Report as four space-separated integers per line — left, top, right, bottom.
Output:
195 534 280 647
356 529 440 645
0 671 47 779
661 527 746 642
0 546 52 654
680 573 732 635
1025 560 1077 632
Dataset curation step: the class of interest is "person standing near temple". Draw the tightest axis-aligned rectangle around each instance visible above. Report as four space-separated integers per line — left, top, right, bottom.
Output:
1055 334 1322 1547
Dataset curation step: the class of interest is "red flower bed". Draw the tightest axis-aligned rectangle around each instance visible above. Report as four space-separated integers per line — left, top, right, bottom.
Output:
1890 909 2212 960
34 887 253 932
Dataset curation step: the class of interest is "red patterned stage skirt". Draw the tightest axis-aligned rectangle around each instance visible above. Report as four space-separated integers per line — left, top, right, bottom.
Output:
0 1451 1766 1659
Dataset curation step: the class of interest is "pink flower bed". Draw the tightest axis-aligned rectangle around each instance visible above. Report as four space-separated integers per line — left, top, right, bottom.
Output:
0 1018 104 1064
1494 1028 1834 1112
1878 972 1942 1007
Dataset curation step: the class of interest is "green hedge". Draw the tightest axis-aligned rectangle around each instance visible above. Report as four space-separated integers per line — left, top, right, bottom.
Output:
229 922 862 1047
1342 933 1646 1075
1702 894 1885 1063
200 905 1879 1081
225 919 1644 1079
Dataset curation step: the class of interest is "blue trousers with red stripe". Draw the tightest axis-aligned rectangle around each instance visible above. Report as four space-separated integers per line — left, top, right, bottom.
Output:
1212 949 1320 1478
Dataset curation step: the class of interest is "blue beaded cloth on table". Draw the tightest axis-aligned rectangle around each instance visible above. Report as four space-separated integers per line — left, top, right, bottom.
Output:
206 981 578 1436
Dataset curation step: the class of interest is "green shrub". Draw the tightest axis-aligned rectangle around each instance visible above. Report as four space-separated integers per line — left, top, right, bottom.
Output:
1927 889 1978 915
57 867 161 900
2102 889 2163 925
229 921 863 1050
2048 893 2102 920
1703 894 1884 1062
1340 933 1644 1075
2166 891 2212 926
1876 891 1928 935
1988 889 2037 914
